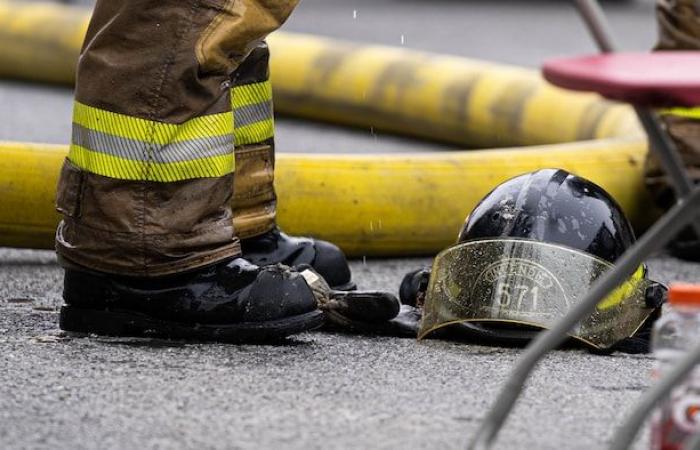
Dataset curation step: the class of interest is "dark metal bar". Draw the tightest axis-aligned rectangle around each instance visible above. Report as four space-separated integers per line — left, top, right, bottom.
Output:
575 0 616 53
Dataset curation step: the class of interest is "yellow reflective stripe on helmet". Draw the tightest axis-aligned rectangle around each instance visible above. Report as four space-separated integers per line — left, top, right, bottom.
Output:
69 144 234 182
659 107 700 120
232 81 273 109
596 265 646 311
73 102 233 144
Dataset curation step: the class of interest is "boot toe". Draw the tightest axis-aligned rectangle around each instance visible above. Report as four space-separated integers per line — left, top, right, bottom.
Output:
240 265 318 322
311 239 353 289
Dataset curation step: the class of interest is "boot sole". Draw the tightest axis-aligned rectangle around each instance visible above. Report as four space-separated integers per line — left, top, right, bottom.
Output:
59 306 324 343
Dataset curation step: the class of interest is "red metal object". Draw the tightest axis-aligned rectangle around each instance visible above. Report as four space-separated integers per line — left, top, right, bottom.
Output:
542 52 700 107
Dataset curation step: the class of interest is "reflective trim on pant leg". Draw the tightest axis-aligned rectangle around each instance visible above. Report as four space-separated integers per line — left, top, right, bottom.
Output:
73 101 234 144
72 124 233 163
232 81 275 145
234 100 273 127
232 80 272 108
233 119 275 146
68 101 235 181
68 144 236 182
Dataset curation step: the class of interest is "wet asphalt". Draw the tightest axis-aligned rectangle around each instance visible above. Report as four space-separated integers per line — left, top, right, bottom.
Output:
2 0 697 449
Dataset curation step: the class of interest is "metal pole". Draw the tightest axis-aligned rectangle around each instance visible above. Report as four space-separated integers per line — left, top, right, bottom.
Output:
575 0 616 53
467 186 700 449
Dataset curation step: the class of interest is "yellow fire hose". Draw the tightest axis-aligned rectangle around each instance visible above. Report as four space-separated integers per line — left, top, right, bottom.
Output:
0 1 88 85
266 32 642 149
0 1 653 256
3 139 650 255
0 1 641 147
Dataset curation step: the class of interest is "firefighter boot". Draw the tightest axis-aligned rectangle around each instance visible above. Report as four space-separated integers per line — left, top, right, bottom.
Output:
241 227 355 291
59 257 324 342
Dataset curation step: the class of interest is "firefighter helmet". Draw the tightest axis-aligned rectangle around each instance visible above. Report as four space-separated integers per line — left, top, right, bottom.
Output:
418 169 665 351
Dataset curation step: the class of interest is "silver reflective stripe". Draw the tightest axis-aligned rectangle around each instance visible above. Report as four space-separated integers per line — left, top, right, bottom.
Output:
72 123 233 163
234 100 273 127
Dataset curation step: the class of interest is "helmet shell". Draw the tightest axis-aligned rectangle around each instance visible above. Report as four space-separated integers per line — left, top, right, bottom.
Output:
458 169 635 263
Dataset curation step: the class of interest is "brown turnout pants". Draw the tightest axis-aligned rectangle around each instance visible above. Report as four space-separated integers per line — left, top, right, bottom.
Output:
55 0 295 276
645 0 700 209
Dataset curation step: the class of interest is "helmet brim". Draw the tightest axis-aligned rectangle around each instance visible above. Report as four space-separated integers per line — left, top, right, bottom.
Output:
418 238 656 351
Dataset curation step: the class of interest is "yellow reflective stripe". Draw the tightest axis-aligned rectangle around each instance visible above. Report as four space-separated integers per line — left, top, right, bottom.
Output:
68 144 234 182
596 265 646 311
659 107 700 120
70 101 236 181
231 81 274 145
72 101 233 145
232 81 273 109
233 119 274 145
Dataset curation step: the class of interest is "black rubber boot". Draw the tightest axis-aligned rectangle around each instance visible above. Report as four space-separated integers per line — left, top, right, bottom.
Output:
59 257 323 343
240 227 355 291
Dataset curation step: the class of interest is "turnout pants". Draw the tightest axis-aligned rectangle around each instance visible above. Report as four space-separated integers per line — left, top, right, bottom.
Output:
55 0 294 276
645 0 700 208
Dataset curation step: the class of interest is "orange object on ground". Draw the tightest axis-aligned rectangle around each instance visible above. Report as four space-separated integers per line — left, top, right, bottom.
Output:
668 283 700 306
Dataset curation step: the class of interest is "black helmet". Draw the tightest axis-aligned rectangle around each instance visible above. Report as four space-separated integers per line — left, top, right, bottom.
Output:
413 169 665 352
458 168 635 263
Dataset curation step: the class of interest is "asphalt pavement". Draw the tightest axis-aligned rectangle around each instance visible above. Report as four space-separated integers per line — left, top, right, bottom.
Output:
2 1 695 449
